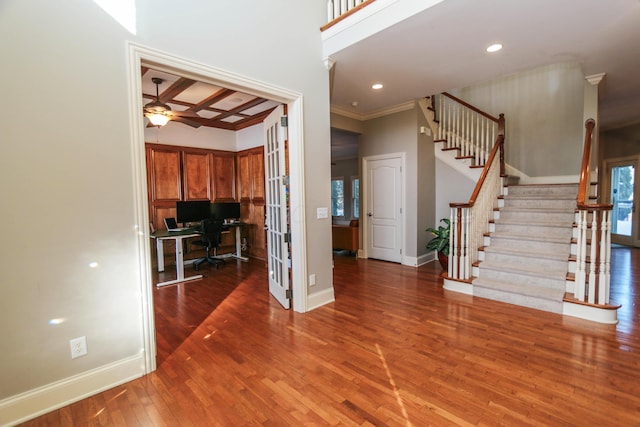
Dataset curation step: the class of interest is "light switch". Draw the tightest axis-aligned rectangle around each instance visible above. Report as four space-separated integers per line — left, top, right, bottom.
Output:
317 207 329 219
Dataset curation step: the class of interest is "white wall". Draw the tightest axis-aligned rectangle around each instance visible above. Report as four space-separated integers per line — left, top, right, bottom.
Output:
0 0 331 422
143 121 237 151
235 124 264 151
451 62 585 178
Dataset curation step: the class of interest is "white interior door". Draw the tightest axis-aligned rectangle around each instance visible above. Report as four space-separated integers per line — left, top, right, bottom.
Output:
607 159 638 246
264 105 290 309
365 156 403 262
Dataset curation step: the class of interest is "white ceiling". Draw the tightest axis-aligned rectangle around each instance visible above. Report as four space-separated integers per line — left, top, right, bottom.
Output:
329 0 640 130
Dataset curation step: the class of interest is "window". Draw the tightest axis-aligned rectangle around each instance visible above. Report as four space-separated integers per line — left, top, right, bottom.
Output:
351 177 359 218
331 178 344 217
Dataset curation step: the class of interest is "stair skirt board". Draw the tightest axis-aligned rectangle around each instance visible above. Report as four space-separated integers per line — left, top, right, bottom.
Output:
443 277 618 324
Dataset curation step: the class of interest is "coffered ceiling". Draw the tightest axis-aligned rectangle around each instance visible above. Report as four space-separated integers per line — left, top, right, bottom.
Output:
141 67 280 131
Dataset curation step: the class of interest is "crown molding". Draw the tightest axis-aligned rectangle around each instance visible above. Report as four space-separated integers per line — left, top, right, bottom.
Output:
585 72 606 85
331 100 416 121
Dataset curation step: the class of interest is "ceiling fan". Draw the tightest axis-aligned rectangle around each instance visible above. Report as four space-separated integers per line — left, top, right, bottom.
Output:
143 77 202 128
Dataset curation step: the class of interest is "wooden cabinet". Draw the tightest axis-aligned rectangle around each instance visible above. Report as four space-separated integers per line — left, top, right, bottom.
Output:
182 150 211 201
212 152 236 202
238 146 266 260
146 143 264 261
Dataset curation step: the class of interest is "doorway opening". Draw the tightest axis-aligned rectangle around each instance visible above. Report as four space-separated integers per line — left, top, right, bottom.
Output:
127 42 308 374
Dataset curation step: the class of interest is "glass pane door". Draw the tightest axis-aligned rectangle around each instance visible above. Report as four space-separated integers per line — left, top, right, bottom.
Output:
610 163 636 243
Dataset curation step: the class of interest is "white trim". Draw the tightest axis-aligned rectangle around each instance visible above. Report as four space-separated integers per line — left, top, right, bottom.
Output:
562 302 618 324
415 252 436 267
0 354 144 427
307 287 336 311
443 278 473 295
361 152 406 264
331 100 415 121
126 42 310 376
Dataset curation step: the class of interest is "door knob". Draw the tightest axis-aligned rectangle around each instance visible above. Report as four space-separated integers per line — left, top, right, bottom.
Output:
367 212 372 217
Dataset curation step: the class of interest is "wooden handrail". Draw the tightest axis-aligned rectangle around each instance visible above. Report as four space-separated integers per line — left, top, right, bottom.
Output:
321 0 377 32
449 114 505 209
577 119 596 205
443 92 500 122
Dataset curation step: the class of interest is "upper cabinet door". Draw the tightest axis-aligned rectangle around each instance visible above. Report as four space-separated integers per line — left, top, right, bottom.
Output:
150 148 182 202
212 153 236 202
183 151 212 201
250 149 265 202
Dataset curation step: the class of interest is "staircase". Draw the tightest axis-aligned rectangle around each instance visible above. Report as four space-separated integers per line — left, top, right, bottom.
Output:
425 94 618 323
473 184 577 313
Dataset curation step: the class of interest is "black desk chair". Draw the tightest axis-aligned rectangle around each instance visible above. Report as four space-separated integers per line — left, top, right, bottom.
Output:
192 218 226 271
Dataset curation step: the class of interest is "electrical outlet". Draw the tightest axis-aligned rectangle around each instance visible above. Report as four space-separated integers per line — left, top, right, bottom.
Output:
309 273 316 286
70 336 87 359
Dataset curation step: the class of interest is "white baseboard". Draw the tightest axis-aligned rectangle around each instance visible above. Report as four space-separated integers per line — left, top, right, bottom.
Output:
416 252 436 267
443 278 473 295
562 302 619 324
306 287 335 312
0 354 145 427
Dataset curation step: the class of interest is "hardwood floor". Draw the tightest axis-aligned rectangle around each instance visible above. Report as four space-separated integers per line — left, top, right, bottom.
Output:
19 247 640 426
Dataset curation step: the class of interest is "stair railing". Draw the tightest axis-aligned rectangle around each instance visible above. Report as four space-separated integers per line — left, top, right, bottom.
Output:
448 115 505 280
323 0 375 30
435 92 501 168
575 119 613 305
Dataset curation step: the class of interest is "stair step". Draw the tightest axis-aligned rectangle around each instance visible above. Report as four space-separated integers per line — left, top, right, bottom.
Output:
476 260 566 289
487 231 571 245
473 277 564 313
482 245 570 261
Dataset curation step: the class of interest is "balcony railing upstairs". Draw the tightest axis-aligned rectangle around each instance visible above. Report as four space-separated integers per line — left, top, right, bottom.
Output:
574 119 614 306
433 92 501 168
323 0 376 31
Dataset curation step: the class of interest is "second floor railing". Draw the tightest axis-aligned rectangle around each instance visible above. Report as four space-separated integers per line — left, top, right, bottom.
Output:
434 92 501 168
324 0 376 30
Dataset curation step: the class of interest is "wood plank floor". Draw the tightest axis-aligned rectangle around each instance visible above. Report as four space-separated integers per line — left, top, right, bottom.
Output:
19 247 640 426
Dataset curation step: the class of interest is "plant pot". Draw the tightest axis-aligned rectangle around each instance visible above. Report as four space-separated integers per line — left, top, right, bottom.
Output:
437 252 448 272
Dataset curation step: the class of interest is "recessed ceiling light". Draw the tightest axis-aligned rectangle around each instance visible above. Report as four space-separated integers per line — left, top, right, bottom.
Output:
372 83 384 90
486 43 503 53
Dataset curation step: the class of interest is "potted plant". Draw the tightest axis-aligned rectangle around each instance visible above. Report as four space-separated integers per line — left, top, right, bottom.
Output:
426 218 450 271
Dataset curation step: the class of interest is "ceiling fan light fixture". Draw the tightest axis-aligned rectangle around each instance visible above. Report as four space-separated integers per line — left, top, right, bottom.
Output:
146 112 170 126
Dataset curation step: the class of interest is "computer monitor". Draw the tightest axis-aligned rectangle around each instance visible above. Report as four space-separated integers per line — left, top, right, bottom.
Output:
210 202 241 221
176 200 211 223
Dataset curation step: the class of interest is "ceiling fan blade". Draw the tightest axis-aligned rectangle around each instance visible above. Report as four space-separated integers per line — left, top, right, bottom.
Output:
170 110 200 118
172 116 202 128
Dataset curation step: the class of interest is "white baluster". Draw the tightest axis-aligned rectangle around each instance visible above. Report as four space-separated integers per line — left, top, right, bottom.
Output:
575 210 585 300
334 0 340 18
604 210 611 304
340 0 347 15
348 0 355 10
598 210 605 304
327 0 334 21
449 208 458 279
588 210 597 304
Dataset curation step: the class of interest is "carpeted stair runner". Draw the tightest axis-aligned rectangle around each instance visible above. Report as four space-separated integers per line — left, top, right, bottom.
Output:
472 184 577 313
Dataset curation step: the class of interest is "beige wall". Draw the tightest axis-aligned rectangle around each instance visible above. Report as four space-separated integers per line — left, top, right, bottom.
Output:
360 105 434 262
0 0 331 420
451 62 585 178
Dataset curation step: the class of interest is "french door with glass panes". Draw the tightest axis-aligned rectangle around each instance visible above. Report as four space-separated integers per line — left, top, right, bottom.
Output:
607 159 638 246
